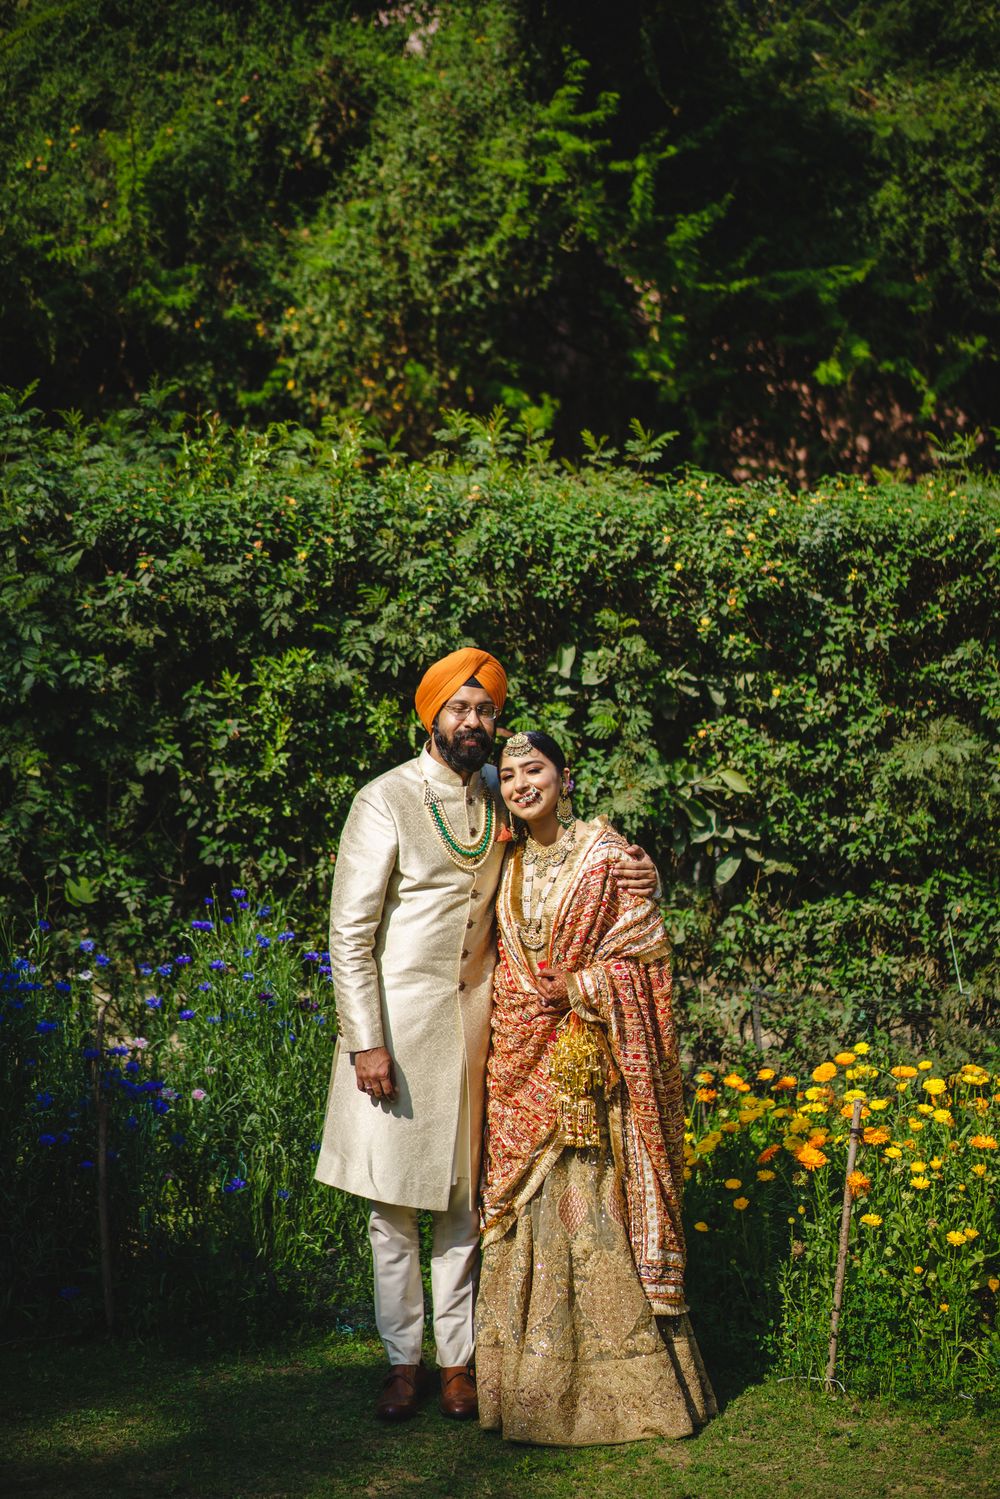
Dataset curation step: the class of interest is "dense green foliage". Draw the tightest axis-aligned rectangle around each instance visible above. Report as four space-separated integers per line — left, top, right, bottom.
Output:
2 0 999 477
3 394 999 1056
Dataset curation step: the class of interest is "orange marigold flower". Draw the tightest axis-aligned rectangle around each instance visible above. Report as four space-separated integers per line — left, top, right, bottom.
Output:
722 1072 751 1092
811 1062 838 1083
970 1135 998 1150
732 1196 750 1211
833 1052 856 1065
772 1075 797 1091
863 1126 891 1145
796 1143 828 1171
695 1087 717 1103
846 1170 871 1198
758 1144 781 1164
890 1065 917 1079
757 1067 776 1081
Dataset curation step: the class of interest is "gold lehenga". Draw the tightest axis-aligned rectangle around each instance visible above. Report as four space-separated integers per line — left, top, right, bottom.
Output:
477 818 716 1446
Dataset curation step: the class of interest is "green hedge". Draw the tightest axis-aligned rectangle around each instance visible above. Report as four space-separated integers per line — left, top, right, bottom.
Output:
2 394 999 1059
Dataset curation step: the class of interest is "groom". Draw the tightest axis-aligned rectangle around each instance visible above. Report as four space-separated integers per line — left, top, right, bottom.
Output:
314 648 657 1421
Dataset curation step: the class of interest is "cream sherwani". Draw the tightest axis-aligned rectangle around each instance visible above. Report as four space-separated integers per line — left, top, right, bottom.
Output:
315 746 506 1365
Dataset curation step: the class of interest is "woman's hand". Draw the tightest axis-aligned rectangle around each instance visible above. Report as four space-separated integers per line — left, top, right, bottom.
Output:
535 964 570 1011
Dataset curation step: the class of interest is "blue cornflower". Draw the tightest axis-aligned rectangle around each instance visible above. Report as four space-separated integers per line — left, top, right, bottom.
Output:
223 915 234 926
39 1133 57 1146
277 1189 290 1201
237 901 249 911
107 1045 129 1057
138 964 153 976
319 963 332 976
95 954 111 968
190 920 213 932
59 1286 81 1300
126 1115 139 1130
170 1132 186 1147
277 931 294 943
12 957 31 971
207 1015 222 1024
230 887 247 899
242 971 253 982
151 1098 169 1116
37 919 51 932
79 939 96 954
242 948 252 957
175 954 192 966
78 1160 95 1170
35 1020 58 1034
57 1130 70 1145
178 1008 195 1021
208 959 227 972
308 1141 320 1153
256 905 272 917
125 1060 140 1075
35 1090 54 1108
302 950 320 962
315 1015 326 1024
145 996 162 1010
256 935 270 949
157 963 172 977
223 1176 248 1193
204 896 214 906
197 981 212 992
82 1047 101 1060
54 981 71 993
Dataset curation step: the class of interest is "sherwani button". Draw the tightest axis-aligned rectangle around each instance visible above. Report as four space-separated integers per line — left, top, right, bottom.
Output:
458 981 466 991
461 949 469 958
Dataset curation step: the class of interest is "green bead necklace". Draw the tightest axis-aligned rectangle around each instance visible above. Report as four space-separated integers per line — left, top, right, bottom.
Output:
423 782 497 869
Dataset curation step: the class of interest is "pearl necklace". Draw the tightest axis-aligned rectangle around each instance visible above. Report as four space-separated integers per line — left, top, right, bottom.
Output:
518 822 575 950
423 781 496 869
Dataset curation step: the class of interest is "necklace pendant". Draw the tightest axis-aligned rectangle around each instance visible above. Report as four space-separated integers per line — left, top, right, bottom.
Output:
518 919 546 951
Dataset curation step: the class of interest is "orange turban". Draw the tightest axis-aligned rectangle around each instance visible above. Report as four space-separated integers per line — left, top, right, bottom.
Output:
414 648 507 733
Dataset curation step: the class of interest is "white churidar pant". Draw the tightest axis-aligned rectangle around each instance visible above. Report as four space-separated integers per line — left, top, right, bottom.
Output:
368 1176 479 1366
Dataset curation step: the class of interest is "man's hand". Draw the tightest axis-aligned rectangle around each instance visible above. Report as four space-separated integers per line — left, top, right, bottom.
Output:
617 845 659 897
535 965 570 1012
354 1046 397 1102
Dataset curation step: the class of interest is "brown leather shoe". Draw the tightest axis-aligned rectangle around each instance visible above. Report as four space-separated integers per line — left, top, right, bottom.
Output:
375 1361 430 1422
439 1363 478 1419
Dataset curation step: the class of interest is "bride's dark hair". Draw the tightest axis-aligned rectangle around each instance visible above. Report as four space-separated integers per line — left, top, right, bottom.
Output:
513 730 566 775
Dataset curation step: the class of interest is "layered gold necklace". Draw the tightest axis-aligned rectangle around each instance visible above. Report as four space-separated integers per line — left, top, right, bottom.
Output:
518 822 576 950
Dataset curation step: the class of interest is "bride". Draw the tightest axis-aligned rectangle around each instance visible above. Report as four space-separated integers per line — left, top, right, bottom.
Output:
476 731 716 1445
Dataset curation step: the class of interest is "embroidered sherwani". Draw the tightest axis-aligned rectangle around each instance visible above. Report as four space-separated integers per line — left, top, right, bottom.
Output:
315 746 506 1210
476 817 716 1445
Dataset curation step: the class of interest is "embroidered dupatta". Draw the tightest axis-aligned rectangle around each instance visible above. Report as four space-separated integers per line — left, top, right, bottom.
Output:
481 817 688 1313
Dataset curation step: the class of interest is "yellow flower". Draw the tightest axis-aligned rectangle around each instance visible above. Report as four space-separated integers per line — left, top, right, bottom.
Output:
757 1169 776 1182
847 1171 871 1198
869 1098 889 1111
913 1266 924 1275
733 1197 750 1210
811 1062 838 1083
929 1156 943 1171
946 1230 967 1246
971 1164 987 1177
695 1087 717 1103
859 1213 882 1227
885 1146 902 1159
910 1161 928 1172
916 1103 934 1115
917 1060 932 1071
960 1064 989 1086
843 1088 867 1102
720 1121 741 1134
695 1071 714 1085
693 1221 709 1233
922 1077 947 1096
988 1277 1000 1293
909 1119 926 1132
863 1125 891 1145
970 1135 998 1150
796 1143 828 1171
834 1052 856 1065
963 1227 979 1241
932 1109 954 1126
853 1042 870 1055
911 1176 931 1190
939 1302 949 1312
757 1067 776 1081
724 1178 742 1190
896 1081 910 1093
891 1065 918 1079
722 1072 750 1092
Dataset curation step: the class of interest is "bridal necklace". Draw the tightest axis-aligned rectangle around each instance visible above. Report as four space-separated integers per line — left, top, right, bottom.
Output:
518 821 576 950
423 780 496 869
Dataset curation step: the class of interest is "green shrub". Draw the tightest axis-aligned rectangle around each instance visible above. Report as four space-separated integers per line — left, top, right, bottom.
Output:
2 394 999 1061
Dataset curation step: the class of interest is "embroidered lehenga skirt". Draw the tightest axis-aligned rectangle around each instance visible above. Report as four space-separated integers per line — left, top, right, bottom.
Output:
476 1134 716 1446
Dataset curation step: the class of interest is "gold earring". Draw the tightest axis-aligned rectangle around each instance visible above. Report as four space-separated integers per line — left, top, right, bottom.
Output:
556 786 573 826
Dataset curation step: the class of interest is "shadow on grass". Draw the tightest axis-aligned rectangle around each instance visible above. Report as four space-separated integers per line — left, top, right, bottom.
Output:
0 1325 728 1499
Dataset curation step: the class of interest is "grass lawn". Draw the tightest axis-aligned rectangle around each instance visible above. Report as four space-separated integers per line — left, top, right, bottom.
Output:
1 1329 996 1499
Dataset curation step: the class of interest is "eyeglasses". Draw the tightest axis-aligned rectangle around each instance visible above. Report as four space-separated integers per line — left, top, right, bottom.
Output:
441 700 499 722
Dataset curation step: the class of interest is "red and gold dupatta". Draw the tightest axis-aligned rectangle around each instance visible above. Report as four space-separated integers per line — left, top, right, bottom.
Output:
481 817 688 1313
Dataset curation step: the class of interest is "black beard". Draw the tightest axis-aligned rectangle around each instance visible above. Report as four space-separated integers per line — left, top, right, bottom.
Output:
433 723 492 773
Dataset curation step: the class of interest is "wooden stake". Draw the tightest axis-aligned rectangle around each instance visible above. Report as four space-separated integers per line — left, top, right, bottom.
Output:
93 997 115 1336
825 1097 863 1391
